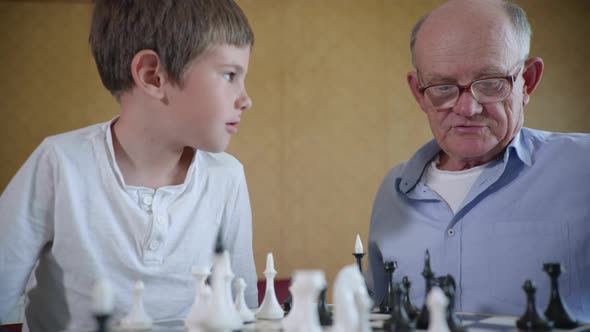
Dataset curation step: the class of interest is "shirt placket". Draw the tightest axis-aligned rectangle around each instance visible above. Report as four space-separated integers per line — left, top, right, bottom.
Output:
142 190 169 265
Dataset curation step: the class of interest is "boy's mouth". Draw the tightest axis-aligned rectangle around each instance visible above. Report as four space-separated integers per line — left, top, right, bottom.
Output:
225 121 239 133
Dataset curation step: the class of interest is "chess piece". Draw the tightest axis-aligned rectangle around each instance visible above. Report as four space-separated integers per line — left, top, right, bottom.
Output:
282 293 293 313
120 281 153 330
282 270 326 332
543 263 580 329
201 229 243 331
353 234 366 273
318 286 333 326
402 276 419 321
383 283 415 332
426 287 450 332
516 280 553 331
437 275 465 332
416 249 435 330
354 283 373 332
332 264 372 332
379 260 397 313
234 277 255 323
185 266 212 328
256 252 284 320
92 279 114 332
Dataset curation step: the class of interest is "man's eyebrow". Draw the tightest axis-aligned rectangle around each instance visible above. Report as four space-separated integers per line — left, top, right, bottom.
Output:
423 66 509 85
475 66 507 78
422 73 457 85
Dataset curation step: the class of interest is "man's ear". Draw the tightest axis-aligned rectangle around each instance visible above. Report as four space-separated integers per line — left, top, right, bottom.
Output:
407 71 428 112
521 57 544 105
130 50 166 100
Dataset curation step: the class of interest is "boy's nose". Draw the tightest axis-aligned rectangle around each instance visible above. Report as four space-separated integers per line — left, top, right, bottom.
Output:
237 93 252 111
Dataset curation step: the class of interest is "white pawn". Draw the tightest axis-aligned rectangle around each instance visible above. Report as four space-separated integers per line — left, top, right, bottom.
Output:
354 285 373 332
427 286 450 332
332 264 372 332
234 278 255 323
201 251 243 331
120 280 153 330
92 278 114 316
92 279 114 332
185 266 212 329
354 234 364 254
255 253 284 320
282 270 326 332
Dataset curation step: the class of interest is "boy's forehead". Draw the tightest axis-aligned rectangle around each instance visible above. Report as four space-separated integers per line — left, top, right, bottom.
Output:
194 44 251 66
205 44 251 58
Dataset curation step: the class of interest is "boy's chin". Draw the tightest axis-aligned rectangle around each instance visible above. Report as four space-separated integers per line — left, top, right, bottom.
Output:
197 141 230 153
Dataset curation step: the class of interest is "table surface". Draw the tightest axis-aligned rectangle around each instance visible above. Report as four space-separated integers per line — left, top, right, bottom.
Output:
60 312 590 332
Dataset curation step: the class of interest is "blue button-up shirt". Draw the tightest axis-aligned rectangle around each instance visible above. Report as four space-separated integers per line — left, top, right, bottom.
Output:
367 127 590 321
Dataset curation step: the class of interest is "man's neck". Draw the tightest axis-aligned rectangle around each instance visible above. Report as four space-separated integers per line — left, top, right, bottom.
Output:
437 152 498 171
111 112 194 190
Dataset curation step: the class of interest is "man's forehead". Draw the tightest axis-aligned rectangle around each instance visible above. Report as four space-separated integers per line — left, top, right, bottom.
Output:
414 4 520 82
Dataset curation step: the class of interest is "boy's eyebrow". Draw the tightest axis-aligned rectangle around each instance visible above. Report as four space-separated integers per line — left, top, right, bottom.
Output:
220 63 245 74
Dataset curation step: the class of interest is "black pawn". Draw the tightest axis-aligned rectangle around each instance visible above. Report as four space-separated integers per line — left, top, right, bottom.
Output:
401 276 419 321
353 252 365 273
94 313 110 332
516 280 553 331
543 263 580 329
318 286 333 326
415 249 435 330
383 283 416 332
437 275 465 332
379 261 397 313
282 293 292 313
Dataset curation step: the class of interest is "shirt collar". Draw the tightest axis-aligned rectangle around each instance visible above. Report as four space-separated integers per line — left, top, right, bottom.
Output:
103 116 200 191
398 128 533 193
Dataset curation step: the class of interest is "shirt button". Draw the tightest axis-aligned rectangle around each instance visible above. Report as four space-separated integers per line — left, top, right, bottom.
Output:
156 216 166 226
142 195 153 206
447 228 455 237
148 240 160 250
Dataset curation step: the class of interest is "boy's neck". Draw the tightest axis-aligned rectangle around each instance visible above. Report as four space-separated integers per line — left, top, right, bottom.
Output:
111 112 194 190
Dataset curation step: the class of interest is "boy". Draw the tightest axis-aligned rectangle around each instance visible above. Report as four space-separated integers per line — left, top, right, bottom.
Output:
0 0 257 331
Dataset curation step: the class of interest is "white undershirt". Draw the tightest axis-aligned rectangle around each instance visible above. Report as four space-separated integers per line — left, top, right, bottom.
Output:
423 157 488 214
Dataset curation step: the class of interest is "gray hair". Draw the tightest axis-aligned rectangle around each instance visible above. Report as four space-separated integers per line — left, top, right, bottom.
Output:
410 0 531 68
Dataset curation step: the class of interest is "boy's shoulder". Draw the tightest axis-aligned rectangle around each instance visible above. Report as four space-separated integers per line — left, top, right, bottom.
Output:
43 121 108 152
197 150 245 175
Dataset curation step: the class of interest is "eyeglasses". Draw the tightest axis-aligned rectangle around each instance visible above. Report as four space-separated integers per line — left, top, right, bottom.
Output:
418 67 522 109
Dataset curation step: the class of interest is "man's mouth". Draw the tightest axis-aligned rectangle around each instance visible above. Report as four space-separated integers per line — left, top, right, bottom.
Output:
453 124 486 134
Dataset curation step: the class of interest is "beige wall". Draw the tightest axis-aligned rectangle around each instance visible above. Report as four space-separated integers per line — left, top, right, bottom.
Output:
1 1 589 290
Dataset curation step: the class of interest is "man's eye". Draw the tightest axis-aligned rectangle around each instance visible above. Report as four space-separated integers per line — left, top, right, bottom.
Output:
224 72 236 82
429 85 455 94
478 79 501 88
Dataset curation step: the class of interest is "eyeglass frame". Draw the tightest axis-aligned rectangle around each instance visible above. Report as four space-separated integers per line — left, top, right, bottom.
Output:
416 65 524 108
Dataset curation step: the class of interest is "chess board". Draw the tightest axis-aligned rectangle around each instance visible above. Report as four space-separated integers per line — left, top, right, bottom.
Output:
63 312 590 332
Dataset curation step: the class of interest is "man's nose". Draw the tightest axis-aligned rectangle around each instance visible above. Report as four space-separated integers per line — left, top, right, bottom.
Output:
452 90 483 117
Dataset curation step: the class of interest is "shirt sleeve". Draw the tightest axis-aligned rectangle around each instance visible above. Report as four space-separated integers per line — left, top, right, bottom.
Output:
0 139 55 321
224 167 258 308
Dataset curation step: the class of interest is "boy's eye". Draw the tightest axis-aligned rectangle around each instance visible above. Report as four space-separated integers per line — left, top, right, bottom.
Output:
224 72 236 82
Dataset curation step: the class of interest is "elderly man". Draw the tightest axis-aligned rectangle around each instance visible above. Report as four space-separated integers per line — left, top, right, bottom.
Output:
367 0 590 321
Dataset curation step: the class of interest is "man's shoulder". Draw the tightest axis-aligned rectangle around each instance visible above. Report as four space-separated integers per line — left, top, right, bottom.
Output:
522 127 590 152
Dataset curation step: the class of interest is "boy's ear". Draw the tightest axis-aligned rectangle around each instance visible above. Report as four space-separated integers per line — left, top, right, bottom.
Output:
130 50 167 100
